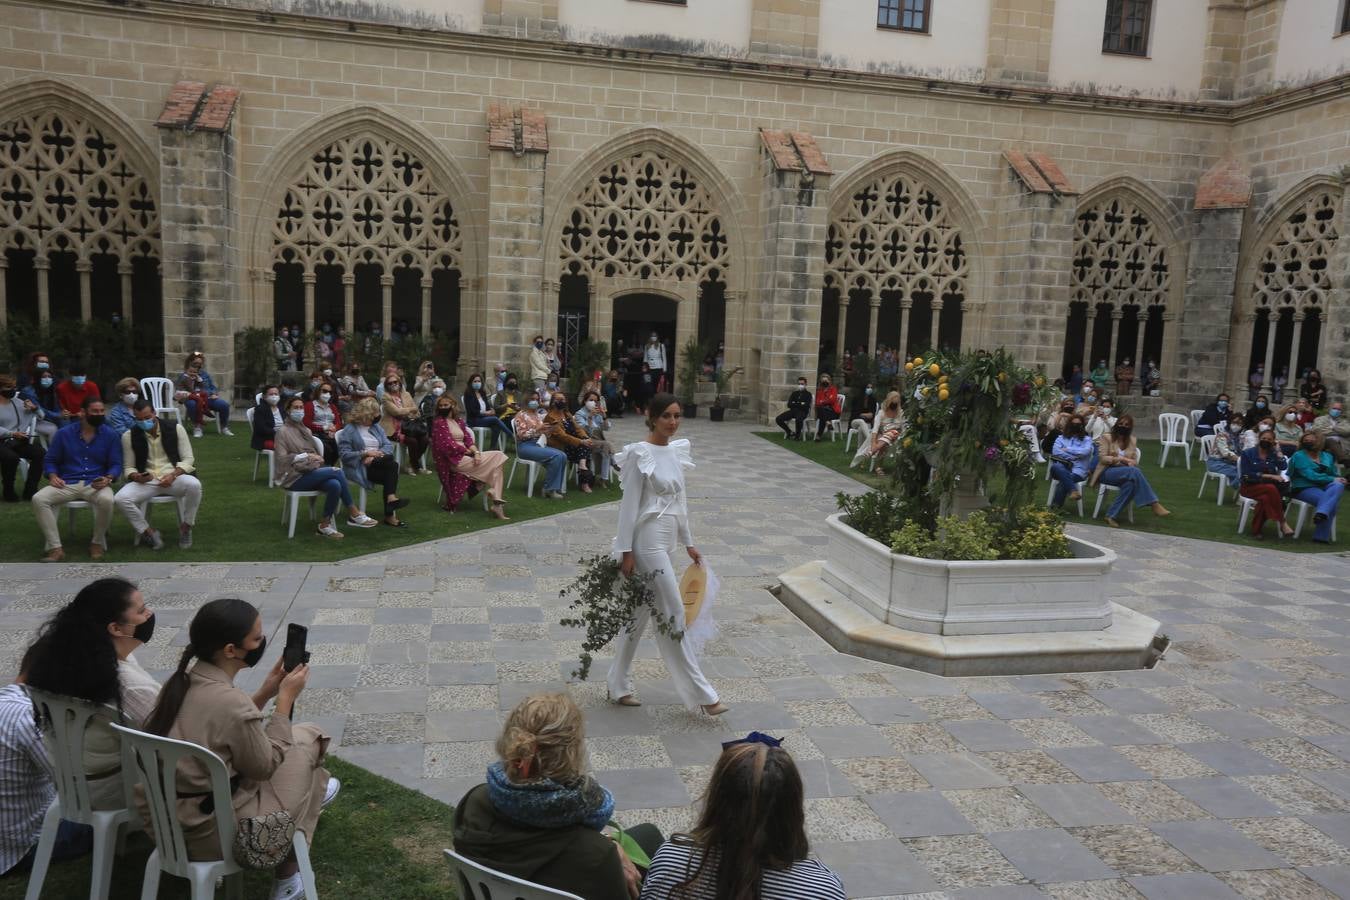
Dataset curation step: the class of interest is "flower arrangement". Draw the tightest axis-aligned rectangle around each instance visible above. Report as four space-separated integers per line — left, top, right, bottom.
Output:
559 555 683 680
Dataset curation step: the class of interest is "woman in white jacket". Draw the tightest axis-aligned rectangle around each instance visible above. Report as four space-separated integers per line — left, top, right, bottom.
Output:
607 392 727 716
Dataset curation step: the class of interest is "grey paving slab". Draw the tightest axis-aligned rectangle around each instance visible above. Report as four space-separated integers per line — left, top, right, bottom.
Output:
1018 783 1137 828
1150 820 1286 872
865 791 978 838
987 828 1116 884
1126 873 1244 899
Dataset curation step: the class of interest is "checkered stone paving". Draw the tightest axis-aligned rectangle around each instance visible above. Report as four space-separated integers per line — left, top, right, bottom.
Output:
4 418 1350 899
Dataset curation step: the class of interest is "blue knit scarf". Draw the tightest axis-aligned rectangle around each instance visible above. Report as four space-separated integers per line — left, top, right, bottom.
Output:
485 761 614 831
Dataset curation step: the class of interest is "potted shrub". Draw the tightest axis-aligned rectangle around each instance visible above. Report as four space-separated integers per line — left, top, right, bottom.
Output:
677 338 705 418
709 365 744 422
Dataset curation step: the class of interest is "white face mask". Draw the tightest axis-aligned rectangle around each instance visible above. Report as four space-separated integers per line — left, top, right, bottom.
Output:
1286 413 1297 422
471 381 482 390
319 392 331 402
122 392 138 404
585 400 597 410
265 394 280 405
322 369 332 377
288 409 305 422
432 387 445 397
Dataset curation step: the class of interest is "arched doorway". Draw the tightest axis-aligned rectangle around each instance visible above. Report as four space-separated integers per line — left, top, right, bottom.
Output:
613 293 678 398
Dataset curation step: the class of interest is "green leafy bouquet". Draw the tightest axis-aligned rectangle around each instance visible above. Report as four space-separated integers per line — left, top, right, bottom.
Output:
559 555 684 680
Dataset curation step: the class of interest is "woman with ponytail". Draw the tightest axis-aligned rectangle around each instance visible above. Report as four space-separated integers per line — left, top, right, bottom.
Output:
452 693 663 900
141 598 335 900
24 577 160 809
640 738 844 900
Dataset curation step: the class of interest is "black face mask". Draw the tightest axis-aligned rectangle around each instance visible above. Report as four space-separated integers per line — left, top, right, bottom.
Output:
242 636 266 668
132 613 156 644
85 414 106 427
552 401 566 409
1259 442 1275 452
1302 443 1317 453
1112 425 1131 438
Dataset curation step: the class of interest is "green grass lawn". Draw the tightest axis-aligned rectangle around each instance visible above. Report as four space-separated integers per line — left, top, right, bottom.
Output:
757 431 1350 554
0 432 616 563
2 756 458 899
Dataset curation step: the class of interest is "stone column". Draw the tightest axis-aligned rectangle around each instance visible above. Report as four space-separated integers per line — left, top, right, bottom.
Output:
420 277 433 338
1081 308 1095 370
897 300 911 359
1106 309 1122 367
380 274 393 338
342 272 355 333
76 259 92 322
756 131 832 421
118 263 134 324
1131 309 1146 373
1261 311 1278 389
929 299 943 350
302 271 316 334
35 257 49 324
1289 312 1305 379
834 297 849 363
156 83 243 397
0 256 7 328
867 299 880 355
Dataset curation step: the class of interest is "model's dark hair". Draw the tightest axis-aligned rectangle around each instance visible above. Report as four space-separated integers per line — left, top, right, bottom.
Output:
671 743 809 900
25 578 138 711
645 392 680 430
144 598 258 736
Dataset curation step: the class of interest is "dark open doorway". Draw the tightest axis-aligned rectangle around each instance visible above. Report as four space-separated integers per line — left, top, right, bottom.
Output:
614 293 679 399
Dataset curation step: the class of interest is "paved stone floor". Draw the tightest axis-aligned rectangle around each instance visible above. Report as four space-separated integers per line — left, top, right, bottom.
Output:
5 419 1350 898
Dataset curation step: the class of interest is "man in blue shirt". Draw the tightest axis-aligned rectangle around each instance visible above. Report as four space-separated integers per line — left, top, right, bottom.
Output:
31 397 121 562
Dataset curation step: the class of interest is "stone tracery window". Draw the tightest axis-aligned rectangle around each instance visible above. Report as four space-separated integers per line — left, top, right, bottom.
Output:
1063 196 1170 383
0 110 160 324
558 150 728 284
269 133 463 337
822 170 968 361
1245 189 1340 384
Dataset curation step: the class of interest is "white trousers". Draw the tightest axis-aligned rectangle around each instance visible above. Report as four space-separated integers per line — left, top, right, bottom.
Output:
114 475 202 532
607 515 718 710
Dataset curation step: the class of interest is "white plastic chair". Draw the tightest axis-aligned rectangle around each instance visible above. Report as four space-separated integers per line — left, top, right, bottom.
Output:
1157 413 1192 469
24 689 134 900
445 848 581 900
281 435 331 538
471 426 490 451
1091 446 1144 522
1197 436 1229 505
138 377 178 422
64 502 108 550
111 723 319 900
507 436 548 498
1189 409 1205 457
246 408 276 487
436 483 491 512
844 418 870 454
1289 497 1338 541
1046 473 1085 516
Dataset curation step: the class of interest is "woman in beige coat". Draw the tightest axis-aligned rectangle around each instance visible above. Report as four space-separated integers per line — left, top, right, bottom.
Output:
142 598 337 900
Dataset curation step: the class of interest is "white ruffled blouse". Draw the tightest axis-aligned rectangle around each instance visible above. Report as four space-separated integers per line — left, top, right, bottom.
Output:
612 439 694 553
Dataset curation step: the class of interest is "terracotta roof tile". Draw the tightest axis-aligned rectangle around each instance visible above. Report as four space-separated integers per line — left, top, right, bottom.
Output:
1196 155 1252 209
155 81 207 129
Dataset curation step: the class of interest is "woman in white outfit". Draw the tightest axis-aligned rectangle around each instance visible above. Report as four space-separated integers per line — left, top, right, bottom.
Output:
607 392 728 717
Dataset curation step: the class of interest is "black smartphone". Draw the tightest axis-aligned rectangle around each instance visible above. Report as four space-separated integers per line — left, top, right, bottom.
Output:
282 623 310 672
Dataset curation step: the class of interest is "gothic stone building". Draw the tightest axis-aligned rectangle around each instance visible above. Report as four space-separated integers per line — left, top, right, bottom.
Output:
1 0 1348 419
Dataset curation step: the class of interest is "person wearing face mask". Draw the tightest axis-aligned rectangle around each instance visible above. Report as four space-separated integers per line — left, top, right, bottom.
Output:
643 333 668 392
115 399 201 550
492 374 525 424
431 394 509 518
381 375 429 476
1206 413 1246 491
1244 394 1271 430
574 390 617 482
538 375 560 407
1289 431 1346 543
852 391 905 468
1114 358 1135 397
528 334 551 393
1301 368 1329 409
17 351 52 392
462 373 514 450
176 352 234 439
32 397 121 562
275 397 377 538
544 391 598 493
1271 365 1289 404
412 360 438 406
1090 414 1169 526
1085 398 1118 440
1293 397 1317 427
776 378 814 440
1239 429 1295 539
602 369 627 419
54 364 100 420
339 363 374 402
23 578 162 810
1089 359 1109 387
1048 415 1094 509
105 377 142 434
302 381 344 465
0 374 45 502
850 383 879 429
1311 401 1350 465
274 327 297 371
1274 404 1304 456
251 384 284 453
512 397 570 498
543 338 561 385
1248 363 1265 401
493 363 508 394
336 397 409 527
812 375 841 441
417 376 448 424
141 598 335 900
1196 393 1231 438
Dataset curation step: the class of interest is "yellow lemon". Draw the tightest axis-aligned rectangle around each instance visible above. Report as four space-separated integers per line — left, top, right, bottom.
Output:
999 439 1009 447
902 437 912 448
1034 376 1045 387
938 389 949 401
904 362 913 372
997 372 1007 383
938 374 948 384
928 363 940 376
912 357 923 366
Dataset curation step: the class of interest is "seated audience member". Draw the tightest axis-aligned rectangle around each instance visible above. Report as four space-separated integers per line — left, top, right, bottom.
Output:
639 735 845 900
0 645 92 877
106 378 142 434
336 397 409 528
338 364 375 403
432 394 509 520
303 381 343 466
275 396 377 539
19 367 62 444
24 578 160 809
251 384 283 452
575 389 617 482
278 375 301 404
274 327 297 372
1090 414 1169 527
176 352 234 438
1239 429 1295 539
1143 359 1161 395
812 374 840 441
115 400 201 550
1274 404 1304 456
1294 397 1317 427
0 375 45 502
418 377 447 424
373 360 401 403
1089 359 1109 386
1207 414 1245 490
381 373 429 476
463 373 514 450
776 377 813 440
54 364 100 420
453 693 662 900
1311 400 1350 465
851 391 903 469
17 352 52 392
1289 431 1345 544
412 360 438 406
492 374 526 425
1195 392 1231 438
544 390 597 493
1041 398 1078 456
1048 414 1094 508
1244 395 1271 428
1085 397 1117 440
142 598 336 900
512 398 569 500
32 398 121 562
1078 379 1098 407
850 383 879 429
1301 368 1329 409
299 370 326 403
492 363 508 394
602 369 626 418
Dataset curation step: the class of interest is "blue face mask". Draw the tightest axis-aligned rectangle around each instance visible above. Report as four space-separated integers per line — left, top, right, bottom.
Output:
40 377 53 388
1256 402 1266 409
527 400 540 410
35 361 49 370
136 418 156 431
1332 409 1343 419
865 388 874 395
1217 401 1228 410
71 376 86 386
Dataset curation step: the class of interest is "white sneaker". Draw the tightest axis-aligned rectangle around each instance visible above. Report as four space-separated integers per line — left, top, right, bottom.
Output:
317 523 344 539
192 427 203 439
322 776 341 808
269 873 304 900
346 514 378 528
221 427 235 436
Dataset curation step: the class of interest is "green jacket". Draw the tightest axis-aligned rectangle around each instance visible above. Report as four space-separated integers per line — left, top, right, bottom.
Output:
451 784 627 900
1288 449 1339 493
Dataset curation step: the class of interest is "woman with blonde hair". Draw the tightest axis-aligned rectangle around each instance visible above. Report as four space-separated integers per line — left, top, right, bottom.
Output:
452 693 662 900
850 390 903 469
430 393 509 518
640 736 844 900
1274 403 1304 456
336 396 410 527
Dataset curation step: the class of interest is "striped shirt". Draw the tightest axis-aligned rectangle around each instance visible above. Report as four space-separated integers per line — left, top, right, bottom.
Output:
639 841 845 900
0 685 55 874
